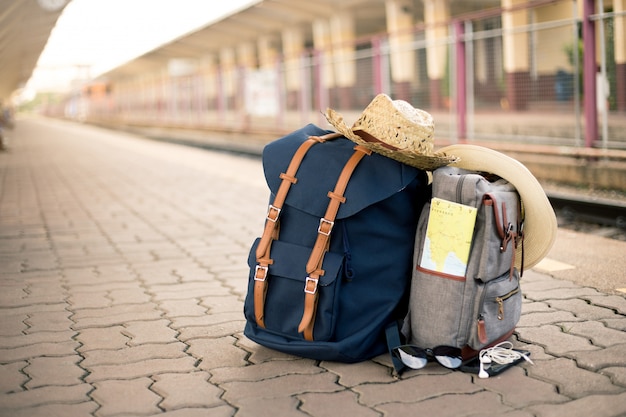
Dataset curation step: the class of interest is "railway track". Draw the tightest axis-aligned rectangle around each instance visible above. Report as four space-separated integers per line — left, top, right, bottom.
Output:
548 193 626 241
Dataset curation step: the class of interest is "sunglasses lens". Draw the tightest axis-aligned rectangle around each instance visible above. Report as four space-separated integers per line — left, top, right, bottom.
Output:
433 346 463 369
394 346 428 370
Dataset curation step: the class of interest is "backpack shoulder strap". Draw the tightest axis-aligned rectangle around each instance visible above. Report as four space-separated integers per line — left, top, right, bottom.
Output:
254 132 342 328
298 144 372 340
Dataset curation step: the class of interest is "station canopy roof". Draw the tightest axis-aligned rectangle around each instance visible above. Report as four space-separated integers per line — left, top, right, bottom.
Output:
0 0 69 101
99 0 498 82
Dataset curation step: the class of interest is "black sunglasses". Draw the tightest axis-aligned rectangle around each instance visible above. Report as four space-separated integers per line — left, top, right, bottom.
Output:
392 344 463 370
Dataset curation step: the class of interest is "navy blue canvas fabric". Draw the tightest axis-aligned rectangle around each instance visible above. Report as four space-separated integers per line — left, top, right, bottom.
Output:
243 124 429 362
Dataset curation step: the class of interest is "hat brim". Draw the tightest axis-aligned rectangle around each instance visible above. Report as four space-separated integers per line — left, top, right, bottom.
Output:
325 108 458 171
439 144 557 270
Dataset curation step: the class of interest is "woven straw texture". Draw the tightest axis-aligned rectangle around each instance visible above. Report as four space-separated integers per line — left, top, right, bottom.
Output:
324 94 458 170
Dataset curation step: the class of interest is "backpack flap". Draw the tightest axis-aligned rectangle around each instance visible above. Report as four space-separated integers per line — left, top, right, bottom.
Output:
262 124 422 221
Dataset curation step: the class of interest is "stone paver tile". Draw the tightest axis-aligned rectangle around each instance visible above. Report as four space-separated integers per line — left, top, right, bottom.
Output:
169 312 243 330
23 255 59 271
517 311 583 328
528 392 626 417
473 365 568 406
151 371 225 410
0 361 28 394
232 396 308 417
187 336 248 371
158 299 207 317
0 330 75 350
24 355 86 388
81 342 187 367
91 378 161 417
0 384 92 410
147 407 234 417
545 298 623 321
524 286 602 302
521 301 553 314
71 304 162 329
67 291 111 309
602 367 626 388
378 389 514 417
210 358 320 384
583 295 626 315
60 255 127 269
7 402 99 417
150 283 231 301
24 310 73 333
0 341 79 362
75 326 131 352
355 371 478 407
299 390 380 417
516 325 599 356
177 320 245 341
0 313 28 336
528 357 623 398
123 319 178 345
221 372 340 403
565 321 626 347
604 317 626 332
86 356 197 382
321 359 394 386
570 344 626 371
0 292 68 308
199 295 242 314
108 287 152 305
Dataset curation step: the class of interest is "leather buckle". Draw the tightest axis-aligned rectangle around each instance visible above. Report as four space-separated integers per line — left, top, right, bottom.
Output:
254 265 268 281
304 276 318 294
318 218 334 236
266 204 281 222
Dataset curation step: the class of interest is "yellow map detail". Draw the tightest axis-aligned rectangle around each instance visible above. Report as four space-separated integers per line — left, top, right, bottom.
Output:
420 198 478 277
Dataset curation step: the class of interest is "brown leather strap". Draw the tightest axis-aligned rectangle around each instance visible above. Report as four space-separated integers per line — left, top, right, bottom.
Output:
298 145 372 340
253 132 342 328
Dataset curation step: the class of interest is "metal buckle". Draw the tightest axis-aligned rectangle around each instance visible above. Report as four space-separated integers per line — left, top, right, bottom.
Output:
266 204 281 222
317 218 334 236
304 277 318 294
254 265 268 281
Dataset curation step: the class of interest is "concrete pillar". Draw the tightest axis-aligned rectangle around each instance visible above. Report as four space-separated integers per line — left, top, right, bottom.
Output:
282 26 305 109
615 0 626 111
199 54 218 112
312 18 335 111
258 36 279 69
219 47 236 109
313 19 335 89
385 0 415 102
424 0 450 110
502 0 531 110
237 42 257 70
330 11 356 109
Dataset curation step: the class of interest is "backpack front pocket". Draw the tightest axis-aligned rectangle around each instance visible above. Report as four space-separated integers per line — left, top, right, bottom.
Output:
245 238 344 342
468 269 522 350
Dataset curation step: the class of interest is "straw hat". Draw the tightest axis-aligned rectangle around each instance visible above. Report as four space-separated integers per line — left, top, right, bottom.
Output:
439 144 557 270
324 94 458 170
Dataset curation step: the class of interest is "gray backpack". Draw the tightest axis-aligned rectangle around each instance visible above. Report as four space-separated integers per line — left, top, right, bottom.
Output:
389 166 524 372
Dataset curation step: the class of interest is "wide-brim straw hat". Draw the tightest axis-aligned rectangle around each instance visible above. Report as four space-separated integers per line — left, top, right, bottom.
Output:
439 144 557 270
324 94 458 170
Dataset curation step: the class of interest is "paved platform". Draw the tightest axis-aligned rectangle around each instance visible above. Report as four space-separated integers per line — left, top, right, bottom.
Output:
1 116 626 417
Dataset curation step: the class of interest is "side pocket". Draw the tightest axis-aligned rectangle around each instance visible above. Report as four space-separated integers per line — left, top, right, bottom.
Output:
467 269 522 350
475 191 519 282
244 238 344 342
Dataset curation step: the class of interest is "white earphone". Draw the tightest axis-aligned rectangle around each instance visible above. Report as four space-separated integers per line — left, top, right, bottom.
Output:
477 342 534 379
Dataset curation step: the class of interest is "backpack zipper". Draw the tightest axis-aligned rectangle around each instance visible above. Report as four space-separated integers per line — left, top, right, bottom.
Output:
495 286 520 320
456 175 466 203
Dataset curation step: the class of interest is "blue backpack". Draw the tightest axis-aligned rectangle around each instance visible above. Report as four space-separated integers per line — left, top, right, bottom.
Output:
243 124 429 362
